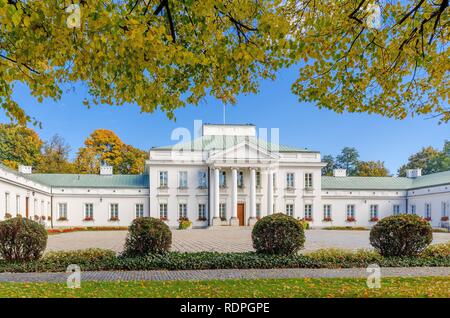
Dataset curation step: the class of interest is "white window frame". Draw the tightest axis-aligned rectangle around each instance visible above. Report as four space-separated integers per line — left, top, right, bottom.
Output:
286 204 294 217
442 202 448 218
219 203 226 220
346 204 355 219
304 173 313 189
425 203 432 219
198 203 206 220
179 203 187 219
179 171 188 188
256 203 261 218
256 171 261 188
84 203 94 219
304 204 313 219
410 204 416 215
393 204 400 215
58 203 68 220
159 203 168 219
198 171 207 189
370 205 378 219
16 195 20 215
159 171 168 188
323 204 332 219
135 203 144 218
4 192 10 214
238 171 244 188
110 203 119 219
286 173 295 188
219 171 227 188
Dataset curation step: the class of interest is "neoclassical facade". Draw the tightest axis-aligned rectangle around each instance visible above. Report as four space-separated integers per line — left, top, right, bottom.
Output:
0 124 449 229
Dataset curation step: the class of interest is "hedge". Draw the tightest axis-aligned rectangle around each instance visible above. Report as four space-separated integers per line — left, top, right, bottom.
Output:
0 244 448 273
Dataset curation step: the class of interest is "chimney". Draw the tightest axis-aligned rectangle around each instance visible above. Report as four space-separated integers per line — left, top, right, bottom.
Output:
18 165 32 174
406 168 422 178
333 169 347 177
100 165 113 175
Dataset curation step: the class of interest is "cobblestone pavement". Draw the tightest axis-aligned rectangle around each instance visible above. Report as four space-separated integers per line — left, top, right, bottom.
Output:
0 267 448 283
46 228 450 254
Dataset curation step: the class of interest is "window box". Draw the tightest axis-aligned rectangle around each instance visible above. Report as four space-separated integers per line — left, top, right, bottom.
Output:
83 217 94 221
57 217 68 221
41 216 46 221
160 217 169 221
304 217 313 222
346 217 356 222
370 217 379 222
109 217 120 222
197 217 207 222
197 186 208 190
424 217 432 222
178 186 188 190
285 187 296 191
4 213 12 219
441 216 449 221
322 217 332 222
157 186 169 189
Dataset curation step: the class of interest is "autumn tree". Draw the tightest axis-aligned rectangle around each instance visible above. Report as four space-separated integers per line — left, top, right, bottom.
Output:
0 1 448 125
356 160 389 177
336 147 360 176
36 134 75 173
75 129 147 174
0 123 43 169
398 141 450 176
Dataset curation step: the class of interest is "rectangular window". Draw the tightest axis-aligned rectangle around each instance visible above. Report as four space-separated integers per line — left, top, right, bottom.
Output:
5 193 10 214
411 204 416 215
159 171 168 188
135 204 144 218
286 173 295 188
256 203 261 218
286 204 294 217
238 171 244 188
198 204 206 220
58 203 67 220
34 199 37 216
304 173 313 189
16 195 20 215
198 171 207 188
179 171 188 188
323 205 332 220
179 203 187 219
370 205 378 219
219 203 226 220
425 203 432 219
110 203 119 219
304 204 313 220
41 201 44 215
442 202 448 218
346 204 355 219
219 171 227 188
84 203 94 220
273 173 277 189
159 203 168 219
393 204 400 215
256 171 261 188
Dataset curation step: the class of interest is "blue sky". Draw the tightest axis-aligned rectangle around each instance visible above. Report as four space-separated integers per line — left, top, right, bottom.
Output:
1 65 448 175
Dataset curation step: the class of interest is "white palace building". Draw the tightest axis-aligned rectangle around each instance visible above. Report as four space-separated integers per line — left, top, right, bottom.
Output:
0 124 449 229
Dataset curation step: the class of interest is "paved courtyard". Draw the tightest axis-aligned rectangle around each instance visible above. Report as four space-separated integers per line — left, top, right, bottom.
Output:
46 228 450 254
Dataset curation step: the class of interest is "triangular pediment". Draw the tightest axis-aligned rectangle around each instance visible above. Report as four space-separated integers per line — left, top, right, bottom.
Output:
207 140 279 164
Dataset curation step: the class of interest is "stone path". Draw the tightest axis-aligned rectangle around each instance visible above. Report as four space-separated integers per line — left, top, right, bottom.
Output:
0 267 448 283
46 228 450 253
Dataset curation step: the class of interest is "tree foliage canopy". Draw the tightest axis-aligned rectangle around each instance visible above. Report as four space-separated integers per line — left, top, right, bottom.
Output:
0 0 448 124
398 141 449 176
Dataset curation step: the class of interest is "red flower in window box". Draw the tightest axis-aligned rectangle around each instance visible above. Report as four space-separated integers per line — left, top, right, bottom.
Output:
370 217 379 222
109 216 119 222
83 216 94 221
304 217 313 222
441 216 449 221
424 217 432 222
160 217 169 221
197 217 207 221
346 216 356 222
322 217 332 222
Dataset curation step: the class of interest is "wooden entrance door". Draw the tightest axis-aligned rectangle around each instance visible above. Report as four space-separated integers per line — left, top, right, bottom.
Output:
237 203 245 226
25 197 29 218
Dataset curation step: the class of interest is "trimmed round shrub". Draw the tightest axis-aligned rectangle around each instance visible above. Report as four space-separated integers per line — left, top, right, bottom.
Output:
252 213 305 255
369 214 433 257
123 217 172 256
0 217 48 261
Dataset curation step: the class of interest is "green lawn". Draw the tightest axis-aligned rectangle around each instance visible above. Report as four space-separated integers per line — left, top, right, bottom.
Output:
0 277 449 298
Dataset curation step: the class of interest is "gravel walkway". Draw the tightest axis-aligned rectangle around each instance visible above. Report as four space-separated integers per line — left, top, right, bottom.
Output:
0 267 448 283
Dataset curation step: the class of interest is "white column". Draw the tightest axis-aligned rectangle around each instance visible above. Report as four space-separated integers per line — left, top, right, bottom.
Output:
249 168 257 225
267 170 273 216
212 168 221 225
230 168 239 226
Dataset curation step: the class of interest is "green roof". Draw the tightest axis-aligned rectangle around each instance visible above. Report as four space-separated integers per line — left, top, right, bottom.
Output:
152 135 316 153
322 170 450 190
25 174 149 188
